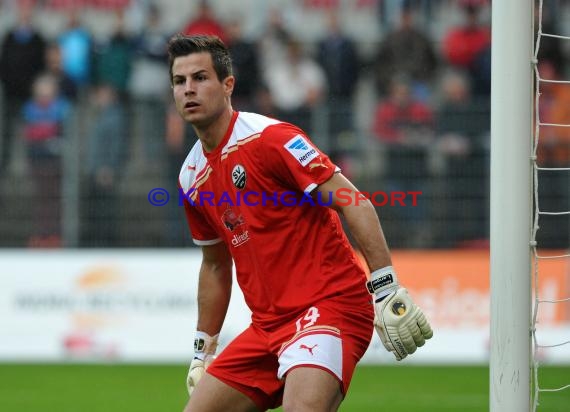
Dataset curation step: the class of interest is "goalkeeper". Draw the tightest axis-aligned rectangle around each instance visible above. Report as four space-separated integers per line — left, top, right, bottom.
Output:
169 34 433 412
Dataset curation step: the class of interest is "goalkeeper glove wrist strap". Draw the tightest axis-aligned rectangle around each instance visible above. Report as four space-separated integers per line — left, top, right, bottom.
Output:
194 331 219 361
366 266 399 302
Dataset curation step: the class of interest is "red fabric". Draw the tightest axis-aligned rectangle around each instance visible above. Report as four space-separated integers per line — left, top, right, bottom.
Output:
90 0 130 9
46 0 130 8
459 0 488 6
183 19 227 43
179 112 370 329
373 101 433 143
45 0 87 8
443 26 490 68
355 0 378 7
207 294 373 410
304 0 339 8
24 123 60 142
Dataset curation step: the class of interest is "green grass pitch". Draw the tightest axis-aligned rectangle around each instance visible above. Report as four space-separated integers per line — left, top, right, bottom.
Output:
0 364 568 411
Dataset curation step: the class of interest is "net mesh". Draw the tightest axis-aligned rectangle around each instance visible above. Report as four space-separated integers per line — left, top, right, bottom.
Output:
531 0 570 409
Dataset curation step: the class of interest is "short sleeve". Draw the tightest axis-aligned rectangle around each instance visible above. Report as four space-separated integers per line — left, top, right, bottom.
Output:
260 123 338 193
181 190 222 246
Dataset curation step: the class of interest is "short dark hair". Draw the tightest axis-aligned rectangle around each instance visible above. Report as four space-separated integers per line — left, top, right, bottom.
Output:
167 34 233 83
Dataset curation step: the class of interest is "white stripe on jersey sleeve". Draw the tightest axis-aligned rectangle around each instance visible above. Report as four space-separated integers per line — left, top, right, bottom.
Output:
193 238 223 246
303 168 342 194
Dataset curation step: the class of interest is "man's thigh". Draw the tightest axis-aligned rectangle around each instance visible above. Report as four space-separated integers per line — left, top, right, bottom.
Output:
282 367 343 412
199 297 373 411
206 326 284 411
183 373 259 412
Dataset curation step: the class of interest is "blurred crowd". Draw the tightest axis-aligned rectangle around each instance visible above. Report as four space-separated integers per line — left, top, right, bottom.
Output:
0 0 568 249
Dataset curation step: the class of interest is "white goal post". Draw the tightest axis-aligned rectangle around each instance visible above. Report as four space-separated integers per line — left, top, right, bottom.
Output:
490 0 534 411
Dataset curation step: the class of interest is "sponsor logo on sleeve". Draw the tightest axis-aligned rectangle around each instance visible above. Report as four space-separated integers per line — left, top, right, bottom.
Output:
284 135 319 166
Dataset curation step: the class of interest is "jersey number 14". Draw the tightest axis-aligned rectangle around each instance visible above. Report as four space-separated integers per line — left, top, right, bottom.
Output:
295 306 320 332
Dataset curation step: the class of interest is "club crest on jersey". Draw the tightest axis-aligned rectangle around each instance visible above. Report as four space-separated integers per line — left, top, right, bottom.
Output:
284 135 319 166
231 164 246 189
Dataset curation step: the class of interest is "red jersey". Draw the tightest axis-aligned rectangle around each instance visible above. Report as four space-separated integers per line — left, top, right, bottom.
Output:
372 100 433 143
443 26 491 68
179 111 369 329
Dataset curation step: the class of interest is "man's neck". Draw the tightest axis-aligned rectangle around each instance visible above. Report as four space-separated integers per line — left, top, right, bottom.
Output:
196 106 234 153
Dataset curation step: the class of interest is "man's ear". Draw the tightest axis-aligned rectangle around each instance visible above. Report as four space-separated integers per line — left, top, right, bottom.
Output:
223 76 235 97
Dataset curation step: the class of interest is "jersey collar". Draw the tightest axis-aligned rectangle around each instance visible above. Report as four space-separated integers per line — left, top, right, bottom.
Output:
203 110 239 160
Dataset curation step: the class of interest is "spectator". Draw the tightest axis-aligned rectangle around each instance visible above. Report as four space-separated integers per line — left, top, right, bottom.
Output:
378 0 431 27
164 102 197 246
469 42 490 97
225 18 260 112
373 1 437 100
92 10 133 100
372 74 434 246
0 2 46 173
263 39 326 133
442 3 490 95
442 3 490 69
58 7 92 90
21 73 71 247
317 11 360 165
45 42 78 101
436 70 489 147
129 3 172 162
82 84 127 247
182 0 226 43
129 4 171 101
317 11 359 103
257 7 292 74
373 74 434 144
434 69 489 246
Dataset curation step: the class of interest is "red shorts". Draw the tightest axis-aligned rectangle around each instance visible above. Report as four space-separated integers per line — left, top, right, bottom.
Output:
206 295 374 411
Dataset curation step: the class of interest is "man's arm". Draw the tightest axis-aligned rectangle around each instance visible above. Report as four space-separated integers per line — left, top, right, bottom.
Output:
315 172 433 361
315 172 391 271
196 241 233 335
187 241 233 396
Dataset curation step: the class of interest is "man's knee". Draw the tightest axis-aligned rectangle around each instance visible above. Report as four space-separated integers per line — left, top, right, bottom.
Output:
282 396 317 412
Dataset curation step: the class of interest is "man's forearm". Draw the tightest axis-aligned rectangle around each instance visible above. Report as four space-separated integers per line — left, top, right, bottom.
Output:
342 199 392 272
315 172 392 272
196 261 232 335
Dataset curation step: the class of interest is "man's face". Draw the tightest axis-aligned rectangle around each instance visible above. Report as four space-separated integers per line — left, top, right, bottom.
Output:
171 52 233 128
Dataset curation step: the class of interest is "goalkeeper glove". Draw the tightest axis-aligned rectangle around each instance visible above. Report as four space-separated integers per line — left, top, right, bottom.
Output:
187 331 218 396
367 266 433 361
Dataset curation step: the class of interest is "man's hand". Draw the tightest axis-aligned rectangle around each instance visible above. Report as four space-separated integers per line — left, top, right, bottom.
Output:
375 287 433 360
187 356 215 395
367 266 433 361
187 332 219 395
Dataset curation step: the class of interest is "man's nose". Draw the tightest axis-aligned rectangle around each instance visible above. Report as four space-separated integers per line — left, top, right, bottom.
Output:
184 79 195 95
